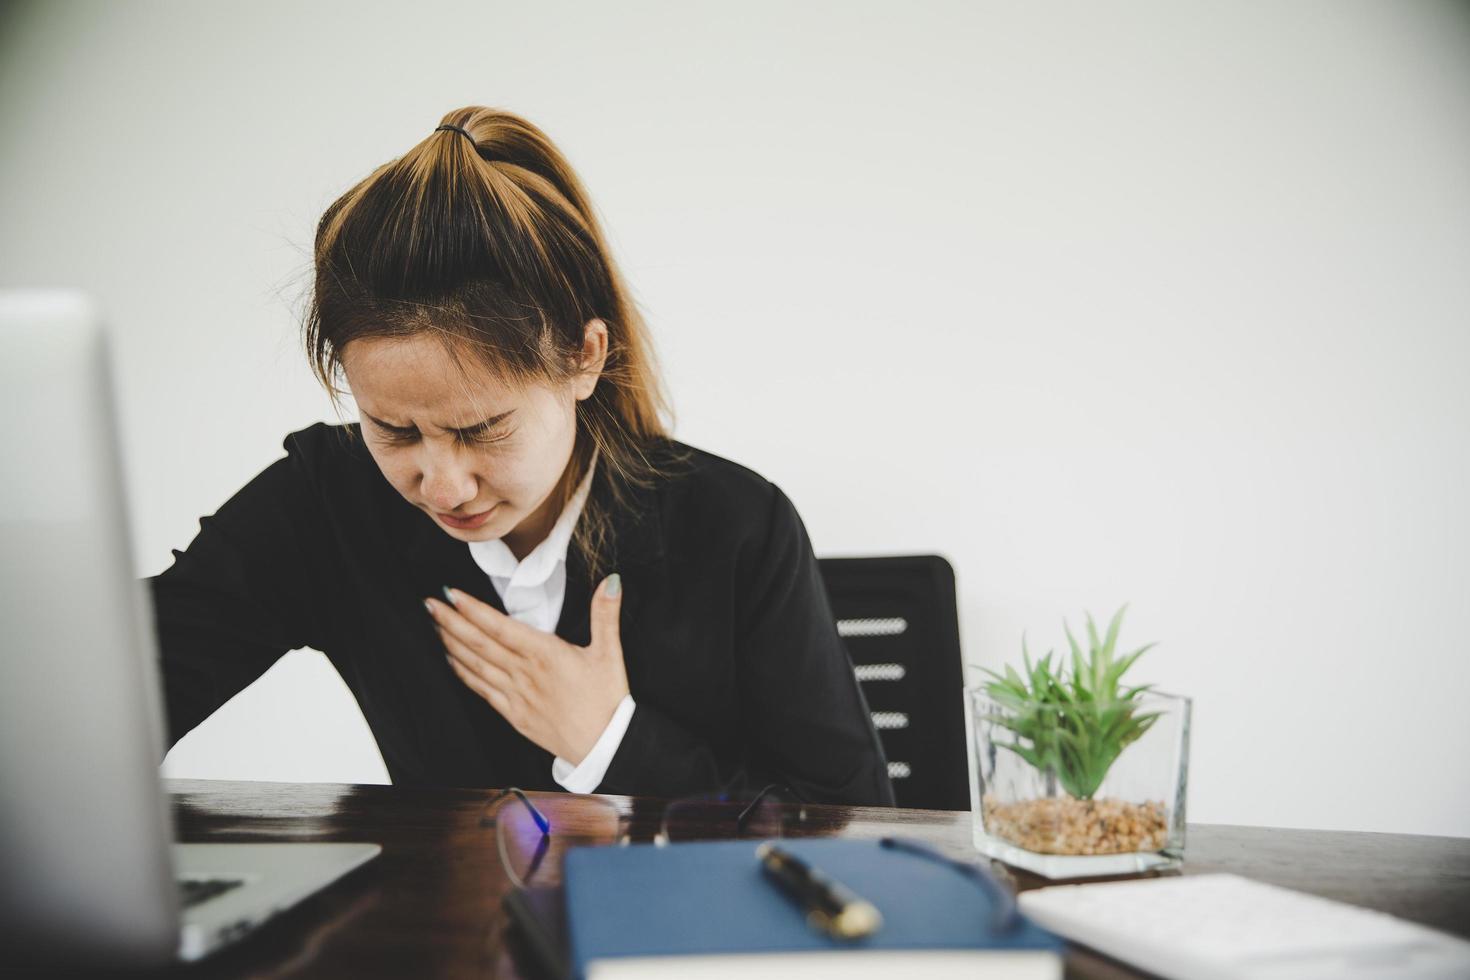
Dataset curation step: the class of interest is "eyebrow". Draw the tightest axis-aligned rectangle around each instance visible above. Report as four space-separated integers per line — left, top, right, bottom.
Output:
362 409 516 436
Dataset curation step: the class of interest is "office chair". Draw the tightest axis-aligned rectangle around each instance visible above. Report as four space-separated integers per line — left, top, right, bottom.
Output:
817 555 969 811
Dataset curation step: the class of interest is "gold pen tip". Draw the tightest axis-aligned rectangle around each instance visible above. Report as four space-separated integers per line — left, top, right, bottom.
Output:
832 901 884 939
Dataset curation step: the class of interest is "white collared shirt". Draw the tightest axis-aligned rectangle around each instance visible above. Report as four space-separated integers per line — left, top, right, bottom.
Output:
466 454 635 793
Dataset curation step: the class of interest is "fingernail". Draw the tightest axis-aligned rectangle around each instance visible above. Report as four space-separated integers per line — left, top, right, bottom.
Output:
423 599 435 615
442 585 457 606
605 573 621 598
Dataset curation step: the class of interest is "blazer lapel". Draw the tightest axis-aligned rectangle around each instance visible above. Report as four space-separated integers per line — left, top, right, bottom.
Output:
557 541 593 646
555 465 665 647
598 468 666 572
577 467 671 695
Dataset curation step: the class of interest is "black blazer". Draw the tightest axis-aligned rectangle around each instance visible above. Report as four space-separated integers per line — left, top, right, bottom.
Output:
148 422 895 806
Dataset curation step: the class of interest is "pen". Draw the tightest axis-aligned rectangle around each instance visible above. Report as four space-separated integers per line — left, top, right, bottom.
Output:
756 842 884 940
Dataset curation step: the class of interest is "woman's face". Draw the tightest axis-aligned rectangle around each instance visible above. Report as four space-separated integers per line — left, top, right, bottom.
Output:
340 324 605 554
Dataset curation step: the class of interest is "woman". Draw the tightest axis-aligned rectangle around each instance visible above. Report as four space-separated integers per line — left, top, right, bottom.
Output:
150 106 894 805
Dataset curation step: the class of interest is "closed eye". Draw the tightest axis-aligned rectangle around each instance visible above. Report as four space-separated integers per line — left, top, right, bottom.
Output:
369 418 413 440
459 428 512 446
366 417 512 446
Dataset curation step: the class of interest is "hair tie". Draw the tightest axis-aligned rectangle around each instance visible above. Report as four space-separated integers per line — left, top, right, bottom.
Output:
435 123 475 145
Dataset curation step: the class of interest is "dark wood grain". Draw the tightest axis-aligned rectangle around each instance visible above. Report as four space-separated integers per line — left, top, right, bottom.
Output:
52 779 1470 979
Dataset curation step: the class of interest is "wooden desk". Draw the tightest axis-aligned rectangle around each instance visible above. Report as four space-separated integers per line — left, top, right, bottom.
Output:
148 779 1470 979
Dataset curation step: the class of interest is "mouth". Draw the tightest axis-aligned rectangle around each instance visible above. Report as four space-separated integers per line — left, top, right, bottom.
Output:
436 505 497 530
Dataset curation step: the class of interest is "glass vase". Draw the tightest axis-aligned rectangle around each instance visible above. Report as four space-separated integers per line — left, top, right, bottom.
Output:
965 687 1191 878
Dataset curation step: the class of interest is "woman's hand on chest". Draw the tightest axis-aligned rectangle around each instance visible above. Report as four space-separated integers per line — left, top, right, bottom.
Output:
424 574 629 765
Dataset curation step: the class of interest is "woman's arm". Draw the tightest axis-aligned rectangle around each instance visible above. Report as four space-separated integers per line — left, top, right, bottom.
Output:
598 483 897 806
145 432 330 750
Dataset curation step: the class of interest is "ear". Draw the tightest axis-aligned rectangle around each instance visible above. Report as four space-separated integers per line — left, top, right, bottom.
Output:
572 318 609 401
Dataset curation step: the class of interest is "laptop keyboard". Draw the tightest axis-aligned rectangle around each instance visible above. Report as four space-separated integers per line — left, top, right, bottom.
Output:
178 877 246 909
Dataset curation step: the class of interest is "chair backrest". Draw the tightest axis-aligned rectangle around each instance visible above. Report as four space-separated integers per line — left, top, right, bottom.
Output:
817 555 969 811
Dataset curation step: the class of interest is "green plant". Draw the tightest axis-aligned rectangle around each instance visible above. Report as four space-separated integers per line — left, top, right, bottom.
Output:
979 604 1160 800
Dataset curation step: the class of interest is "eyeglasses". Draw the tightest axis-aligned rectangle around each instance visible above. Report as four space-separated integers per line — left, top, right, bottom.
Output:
483 787 1021 937
483 783 813 890
655 782 813 845
481 788 628 890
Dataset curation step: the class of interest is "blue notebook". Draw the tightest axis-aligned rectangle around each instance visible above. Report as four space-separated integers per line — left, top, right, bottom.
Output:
562 838 1063 979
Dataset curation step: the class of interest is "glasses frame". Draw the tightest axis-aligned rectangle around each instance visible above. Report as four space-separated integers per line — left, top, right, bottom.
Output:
483 783 812 890
481 788 554 891
654 782 809 846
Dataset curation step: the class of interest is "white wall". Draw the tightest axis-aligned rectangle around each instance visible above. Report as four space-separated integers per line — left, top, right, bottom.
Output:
2 0 1467 835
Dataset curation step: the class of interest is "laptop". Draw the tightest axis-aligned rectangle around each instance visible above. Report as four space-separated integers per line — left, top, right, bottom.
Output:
0 289 381 969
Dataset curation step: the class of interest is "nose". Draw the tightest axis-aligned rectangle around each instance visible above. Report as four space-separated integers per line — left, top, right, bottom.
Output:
417 444 479 513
